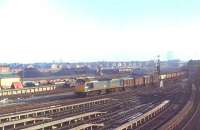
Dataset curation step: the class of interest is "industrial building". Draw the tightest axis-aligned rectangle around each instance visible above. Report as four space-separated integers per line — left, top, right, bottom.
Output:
0 66 10 73
0 73 22 89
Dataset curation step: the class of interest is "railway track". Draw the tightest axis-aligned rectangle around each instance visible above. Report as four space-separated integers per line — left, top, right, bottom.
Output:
0 87 72 100
57 92 163 130
0 79 188 130
0 79 179 114
0 88 160 130
0 86 149 115
136 83 191 130
178 83 200 130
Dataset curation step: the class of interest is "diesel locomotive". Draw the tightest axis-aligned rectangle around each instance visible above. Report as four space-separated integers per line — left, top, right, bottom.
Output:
74 71 185 96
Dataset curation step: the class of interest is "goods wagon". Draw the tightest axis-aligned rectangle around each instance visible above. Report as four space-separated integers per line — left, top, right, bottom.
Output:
180 71 186 77
171 72 176 78
160 74 167 80
166 73 172 79
122 78 134 87
177 72 181 78
74 70 186 96
144 75 153 86
134 77 144 86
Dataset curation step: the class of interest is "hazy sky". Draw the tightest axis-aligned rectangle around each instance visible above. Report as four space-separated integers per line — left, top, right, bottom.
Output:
0 0 200 63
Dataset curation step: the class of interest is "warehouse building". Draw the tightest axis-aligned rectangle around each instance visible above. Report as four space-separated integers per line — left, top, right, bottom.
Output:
0 73 22 89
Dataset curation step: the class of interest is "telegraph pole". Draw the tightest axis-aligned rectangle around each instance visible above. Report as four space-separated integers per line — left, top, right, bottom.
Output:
156 55 160 75
155 55 163 87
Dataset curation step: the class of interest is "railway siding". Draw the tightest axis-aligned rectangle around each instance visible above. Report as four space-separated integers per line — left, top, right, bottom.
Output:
20 112 106 130
0 98 110 124
0 117 51 130
0 85 56 96
158 84 196 130
114 100 170 130
0 79 186 130
181 83 200 130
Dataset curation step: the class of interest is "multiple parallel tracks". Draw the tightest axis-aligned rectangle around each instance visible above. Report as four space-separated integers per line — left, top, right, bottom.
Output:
0 80 192 130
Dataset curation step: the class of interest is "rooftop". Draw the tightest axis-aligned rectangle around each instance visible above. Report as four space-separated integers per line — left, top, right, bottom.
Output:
0 73 19 78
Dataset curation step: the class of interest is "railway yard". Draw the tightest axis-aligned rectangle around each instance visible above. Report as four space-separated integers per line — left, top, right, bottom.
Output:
0 77 197 130
2 0 200 129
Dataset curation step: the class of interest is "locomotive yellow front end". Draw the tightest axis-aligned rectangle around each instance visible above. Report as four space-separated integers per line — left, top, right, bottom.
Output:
74 84 85 93
74 79 87 95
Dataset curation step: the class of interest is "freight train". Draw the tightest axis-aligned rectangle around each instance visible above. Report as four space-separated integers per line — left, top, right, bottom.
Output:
74 71 186 96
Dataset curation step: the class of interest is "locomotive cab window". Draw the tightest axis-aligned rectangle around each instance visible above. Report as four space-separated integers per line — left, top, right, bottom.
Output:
86 83 94 89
